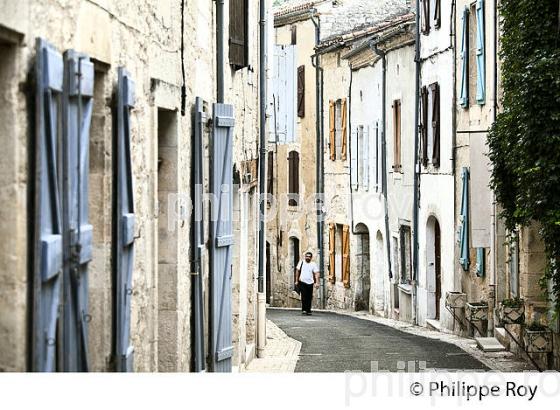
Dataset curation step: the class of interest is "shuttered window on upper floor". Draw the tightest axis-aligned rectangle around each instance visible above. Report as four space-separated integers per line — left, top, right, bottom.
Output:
422 0 441 34
421 84 441 168
392 100 402 171
229 0 249 70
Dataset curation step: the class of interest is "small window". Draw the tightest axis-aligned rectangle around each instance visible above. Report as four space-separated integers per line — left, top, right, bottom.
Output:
229 0 249 70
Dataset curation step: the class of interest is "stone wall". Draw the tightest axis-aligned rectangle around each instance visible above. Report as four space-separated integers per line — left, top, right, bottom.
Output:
0 0 267 372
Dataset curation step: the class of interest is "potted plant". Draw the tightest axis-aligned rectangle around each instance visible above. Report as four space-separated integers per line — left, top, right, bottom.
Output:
497 297 525 325
445 292 467 309
465 301 489 322
523 321 553 353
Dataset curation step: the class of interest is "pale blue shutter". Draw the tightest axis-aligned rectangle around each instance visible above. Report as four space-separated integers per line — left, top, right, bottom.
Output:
210 103 235 372
114 68 136 372
459 168 470 270
476 248 485 277
363 126 370 191
32 38 64 372
62 50 95 372
475 0 486 104
460 7 469 108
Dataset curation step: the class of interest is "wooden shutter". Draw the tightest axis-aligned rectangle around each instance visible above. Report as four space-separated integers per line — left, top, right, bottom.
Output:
421 0 430 34
431 83 440 167
33 39 64 372
297 65 305 118
288 151 299 206
363 126 369 190
329 224 336 283
421 86 429 166
459 168 470 271
267 151 274 196
114 68 136 372
291 25 297 45
460 7 469 107
329 100 336 161
434 0 441 29
351 128 359 188
342 225 350 288
393 100 401 170
229 0 248 69
475 0 486 104
341 98 348 161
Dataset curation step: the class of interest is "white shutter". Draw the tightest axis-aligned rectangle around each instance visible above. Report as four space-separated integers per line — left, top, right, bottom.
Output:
351 128 358 188
286 46 296 143
363 126 370 191
273 45 296 144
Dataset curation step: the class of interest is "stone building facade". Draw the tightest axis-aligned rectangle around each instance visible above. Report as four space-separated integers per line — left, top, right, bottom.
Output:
0 0 269 372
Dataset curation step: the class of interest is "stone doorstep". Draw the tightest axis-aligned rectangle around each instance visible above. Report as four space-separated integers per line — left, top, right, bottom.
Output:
476 337 507 353
426 319 442 332
495 327 511 350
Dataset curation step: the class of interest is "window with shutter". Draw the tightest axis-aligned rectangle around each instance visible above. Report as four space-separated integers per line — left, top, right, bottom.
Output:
460 7 470 108
341 98 348 161
421 0 430 34
459 168 470 271
393 100 401 170
475 0 486 104
476 248 485 277
288 151 299 206
342 225 350 288
297 65 305 118
375 123 380 192
421 86 429 166
229 0 248 70
291 25 297 45
431 83 441 167
329 223 336 283
329 100 336 161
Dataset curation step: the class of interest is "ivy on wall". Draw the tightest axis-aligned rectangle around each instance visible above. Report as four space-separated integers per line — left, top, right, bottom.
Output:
488 0 560 314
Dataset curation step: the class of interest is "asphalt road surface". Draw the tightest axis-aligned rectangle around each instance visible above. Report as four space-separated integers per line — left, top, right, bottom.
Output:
267 309 489 372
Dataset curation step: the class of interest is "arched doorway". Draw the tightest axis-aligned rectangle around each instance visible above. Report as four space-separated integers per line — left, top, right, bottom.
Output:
355 224 370 311
373 231 385 314
426 217 442 320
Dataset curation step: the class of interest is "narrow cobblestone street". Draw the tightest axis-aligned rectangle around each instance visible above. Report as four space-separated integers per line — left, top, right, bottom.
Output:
268 309 497 373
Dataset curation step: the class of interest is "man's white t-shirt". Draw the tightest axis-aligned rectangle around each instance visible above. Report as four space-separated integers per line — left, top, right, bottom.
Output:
298 260 319 284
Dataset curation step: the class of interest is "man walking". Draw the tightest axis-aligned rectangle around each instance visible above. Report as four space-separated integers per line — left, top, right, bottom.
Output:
295 252 320 315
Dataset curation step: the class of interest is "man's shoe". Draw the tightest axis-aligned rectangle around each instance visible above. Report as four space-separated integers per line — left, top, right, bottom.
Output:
305 312 312 316
301 311 306 315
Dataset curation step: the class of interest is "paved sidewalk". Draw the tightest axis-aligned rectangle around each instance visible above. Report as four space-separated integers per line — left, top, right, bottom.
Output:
243 319 302 373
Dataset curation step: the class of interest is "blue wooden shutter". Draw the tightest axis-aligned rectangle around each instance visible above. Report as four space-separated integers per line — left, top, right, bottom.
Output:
32 38 64 372
192 97 207 372
363 126 370 191
210 103 235 372
475 0 486 104
61 50 95 372
114 68 136 372
460 7 469 108
476 248 485 277
459 168 470 270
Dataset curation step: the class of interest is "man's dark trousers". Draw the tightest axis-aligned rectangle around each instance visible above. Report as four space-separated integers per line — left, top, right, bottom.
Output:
300 282 313 313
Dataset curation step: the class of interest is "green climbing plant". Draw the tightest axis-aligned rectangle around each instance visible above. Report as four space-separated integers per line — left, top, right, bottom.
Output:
488 0 560 315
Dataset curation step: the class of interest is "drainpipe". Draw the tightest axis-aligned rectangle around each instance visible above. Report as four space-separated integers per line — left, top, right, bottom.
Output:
370 41 393 283
311 13 326 309
489 0 499 336
257 0 268 359
216 0 225 103
412 0 422 326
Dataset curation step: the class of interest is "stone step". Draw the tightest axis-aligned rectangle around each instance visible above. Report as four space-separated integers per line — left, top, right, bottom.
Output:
426 319 442 332
476 337 506 353
494 327 510 350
